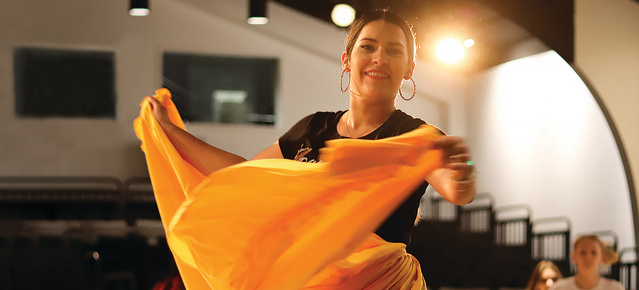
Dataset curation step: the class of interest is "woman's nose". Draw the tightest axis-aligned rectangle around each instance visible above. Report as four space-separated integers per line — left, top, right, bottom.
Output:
373 57 388 65
372 51 389 65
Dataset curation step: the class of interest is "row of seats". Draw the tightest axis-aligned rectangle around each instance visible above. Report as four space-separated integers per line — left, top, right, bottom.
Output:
408 193 633 290
0 219 164 244
0 220 172 290
0 176 174 289
0 176 158 223
0 229 173 289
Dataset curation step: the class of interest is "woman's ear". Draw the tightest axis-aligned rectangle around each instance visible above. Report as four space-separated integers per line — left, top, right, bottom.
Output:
598 252 605 264
404 60 416 80
341 51 350 72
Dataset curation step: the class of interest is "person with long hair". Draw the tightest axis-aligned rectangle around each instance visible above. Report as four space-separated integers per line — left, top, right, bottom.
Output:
527 260 563 290
137 9 476 289
550 234 623 290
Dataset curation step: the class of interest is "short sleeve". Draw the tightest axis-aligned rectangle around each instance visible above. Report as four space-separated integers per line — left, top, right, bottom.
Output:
278 113 315 159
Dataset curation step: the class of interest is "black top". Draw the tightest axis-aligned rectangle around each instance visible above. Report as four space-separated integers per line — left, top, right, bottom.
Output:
278 110 432 244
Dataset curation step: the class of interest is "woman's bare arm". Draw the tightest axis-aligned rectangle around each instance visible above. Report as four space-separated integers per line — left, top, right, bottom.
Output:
252 142 284 160
147 96 247 175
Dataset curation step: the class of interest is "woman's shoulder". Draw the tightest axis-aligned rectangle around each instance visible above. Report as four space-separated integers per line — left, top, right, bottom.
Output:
549 277 575 289
600 277 624 289
279 110 344 142
286 111 343 131
387 110 445 135
307 110 344 129
391 109 423 122
279 111 344 160
311 110 343 118
385 110 423 129
549 277 624 290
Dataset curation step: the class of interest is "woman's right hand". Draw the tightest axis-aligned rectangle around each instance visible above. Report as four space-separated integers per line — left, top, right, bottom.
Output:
143 95 248 174
145 96 173 129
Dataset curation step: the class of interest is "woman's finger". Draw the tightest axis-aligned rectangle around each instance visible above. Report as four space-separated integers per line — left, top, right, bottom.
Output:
146 96 161 108
447 153 471 164
433 135 463 150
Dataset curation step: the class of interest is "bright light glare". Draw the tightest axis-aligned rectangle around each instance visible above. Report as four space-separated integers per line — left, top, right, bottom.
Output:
129 8 150 16
464 39 475 48
436 39 464 63
331 4 356 27
247 17 269 25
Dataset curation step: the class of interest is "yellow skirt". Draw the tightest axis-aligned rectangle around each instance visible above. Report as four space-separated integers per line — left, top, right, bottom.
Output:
134 89 442 290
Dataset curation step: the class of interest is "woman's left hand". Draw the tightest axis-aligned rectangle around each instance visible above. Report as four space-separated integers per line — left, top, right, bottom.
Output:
433 135 476 193
433 136 473 171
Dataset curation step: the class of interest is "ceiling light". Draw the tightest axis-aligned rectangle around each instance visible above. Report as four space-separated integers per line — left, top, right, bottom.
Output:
248 0 269 25
331 4 356 27
129 0 150 17
464 39 475 48
436 39 464 63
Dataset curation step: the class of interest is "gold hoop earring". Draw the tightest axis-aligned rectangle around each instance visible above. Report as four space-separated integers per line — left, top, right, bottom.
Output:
340 69 350 92
399 77 416 101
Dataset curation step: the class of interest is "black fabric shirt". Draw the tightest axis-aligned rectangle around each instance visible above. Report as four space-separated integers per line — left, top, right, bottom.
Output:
278 110 432 244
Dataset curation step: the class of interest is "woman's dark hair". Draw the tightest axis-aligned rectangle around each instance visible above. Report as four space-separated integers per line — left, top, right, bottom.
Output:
344 9 416 64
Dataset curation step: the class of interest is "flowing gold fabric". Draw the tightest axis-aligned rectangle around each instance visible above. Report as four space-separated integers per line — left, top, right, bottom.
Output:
134 88 442 290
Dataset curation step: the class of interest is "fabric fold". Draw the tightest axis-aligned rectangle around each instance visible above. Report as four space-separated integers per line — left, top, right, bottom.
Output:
134 88 441 290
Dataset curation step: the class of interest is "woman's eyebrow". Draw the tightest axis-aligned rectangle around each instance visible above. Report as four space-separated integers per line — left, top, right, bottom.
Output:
359 37 378 43
360 38 405 47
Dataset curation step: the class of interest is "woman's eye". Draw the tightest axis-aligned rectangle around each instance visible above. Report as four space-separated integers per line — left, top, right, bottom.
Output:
361 45 374 51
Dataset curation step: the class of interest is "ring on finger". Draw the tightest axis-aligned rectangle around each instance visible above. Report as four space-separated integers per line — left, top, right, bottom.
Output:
449 154 463 160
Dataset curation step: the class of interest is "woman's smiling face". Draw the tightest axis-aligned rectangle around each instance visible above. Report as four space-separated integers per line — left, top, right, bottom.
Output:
343 20 415 102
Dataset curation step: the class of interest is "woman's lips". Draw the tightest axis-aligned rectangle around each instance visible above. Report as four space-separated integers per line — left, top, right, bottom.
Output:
364 71 390 79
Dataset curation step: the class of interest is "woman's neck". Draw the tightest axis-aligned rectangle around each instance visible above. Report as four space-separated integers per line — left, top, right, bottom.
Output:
348 96 396 126
574 271 601 289
341 97 396 138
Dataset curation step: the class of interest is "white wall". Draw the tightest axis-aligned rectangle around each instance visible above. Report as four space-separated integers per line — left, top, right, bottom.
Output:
0 0 459 181
467 50 635 251
575 0 639 248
